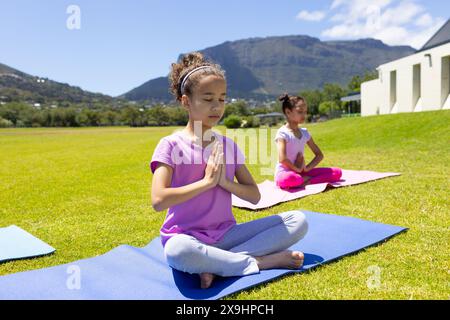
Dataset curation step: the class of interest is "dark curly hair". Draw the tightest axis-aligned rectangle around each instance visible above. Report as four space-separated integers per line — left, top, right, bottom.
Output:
169 52 226 101
278 93 307 115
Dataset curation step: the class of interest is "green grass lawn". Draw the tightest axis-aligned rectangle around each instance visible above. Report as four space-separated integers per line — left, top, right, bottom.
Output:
0 110 449 299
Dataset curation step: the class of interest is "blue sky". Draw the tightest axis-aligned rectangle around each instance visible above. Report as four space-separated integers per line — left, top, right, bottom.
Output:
0 0 448 97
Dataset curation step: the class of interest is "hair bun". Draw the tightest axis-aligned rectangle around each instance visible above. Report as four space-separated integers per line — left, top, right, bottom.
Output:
278 93 290 102
181 52 205 68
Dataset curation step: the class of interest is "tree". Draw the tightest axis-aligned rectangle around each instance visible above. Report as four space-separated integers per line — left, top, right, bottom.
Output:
0 102 33 125
76 109 101 126
30 112 45 127
223 115 242 128
146 105 170 126
234 100 251 117
120 106 142 127
252 106 270 115
322 83 346 106
165 106 188 126
0 117 13 128
224 100 250 118
298 89 323 116
348 71 378 92
241 115 260 128
50 108 64 126
99 110 118 126
41 109 52 127
269 101 283 114
319 101 339 116
63 107 79 127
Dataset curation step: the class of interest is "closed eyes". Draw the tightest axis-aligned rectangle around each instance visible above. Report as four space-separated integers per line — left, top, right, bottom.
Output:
204 99 225 102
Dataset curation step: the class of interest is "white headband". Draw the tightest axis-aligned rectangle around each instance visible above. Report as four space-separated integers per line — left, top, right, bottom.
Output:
179 66 213 95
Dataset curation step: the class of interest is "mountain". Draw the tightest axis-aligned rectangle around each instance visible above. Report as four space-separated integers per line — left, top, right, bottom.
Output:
0 63 115 106
121 35 415 102
121 76 171 103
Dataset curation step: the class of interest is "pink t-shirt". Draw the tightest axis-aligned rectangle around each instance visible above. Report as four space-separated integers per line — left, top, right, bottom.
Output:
150 130 246 247
274 125 311 178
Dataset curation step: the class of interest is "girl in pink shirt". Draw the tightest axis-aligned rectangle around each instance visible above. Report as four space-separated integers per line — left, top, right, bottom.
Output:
150 52 308 289
274 94 342 189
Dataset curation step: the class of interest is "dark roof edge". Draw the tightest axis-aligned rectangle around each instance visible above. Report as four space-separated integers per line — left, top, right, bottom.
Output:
415 39 450 53
418 19 450 52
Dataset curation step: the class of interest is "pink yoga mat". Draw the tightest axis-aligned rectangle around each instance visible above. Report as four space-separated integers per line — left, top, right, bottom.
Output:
232 169 400 210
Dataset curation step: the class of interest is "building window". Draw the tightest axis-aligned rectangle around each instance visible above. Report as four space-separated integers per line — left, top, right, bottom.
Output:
442 56 450 108
413 64 421 110
390 70 397 111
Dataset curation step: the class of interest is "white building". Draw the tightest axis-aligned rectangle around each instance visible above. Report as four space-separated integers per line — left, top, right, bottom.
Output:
361 19 450 116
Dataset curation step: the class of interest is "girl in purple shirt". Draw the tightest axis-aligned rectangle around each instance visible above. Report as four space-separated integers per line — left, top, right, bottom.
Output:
150 52 308 289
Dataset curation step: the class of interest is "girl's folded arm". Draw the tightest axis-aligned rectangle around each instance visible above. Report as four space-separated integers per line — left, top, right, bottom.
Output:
277 139 302 173
151 162 211 212
304 138 324 171
220 164 261 205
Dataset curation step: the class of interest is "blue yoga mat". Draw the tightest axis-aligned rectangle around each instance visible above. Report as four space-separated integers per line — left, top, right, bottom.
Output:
0 211 406 300
0 225 55 263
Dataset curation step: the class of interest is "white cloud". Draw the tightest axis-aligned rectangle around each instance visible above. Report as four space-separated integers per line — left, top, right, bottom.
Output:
316 0 446 49
409 17 447 48
415 13 433 27
379 1 423 26
296 10 326 22
330 0 348 10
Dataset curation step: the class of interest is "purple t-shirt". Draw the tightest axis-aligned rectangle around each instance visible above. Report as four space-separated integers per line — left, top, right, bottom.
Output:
150 130 246 247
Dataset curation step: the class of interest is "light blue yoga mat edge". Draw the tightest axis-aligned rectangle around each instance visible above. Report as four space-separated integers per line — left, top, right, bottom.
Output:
0 251 56 265
0 225 56 264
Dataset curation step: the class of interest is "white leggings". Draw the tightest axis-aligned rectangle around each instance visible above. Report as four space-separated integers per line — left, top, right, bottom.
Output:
164 210 308 277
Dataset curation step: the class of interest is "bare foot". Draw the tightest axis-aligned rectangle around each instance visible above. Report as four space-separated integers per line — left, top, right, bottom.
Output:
200 272 216 289
255 251 304 270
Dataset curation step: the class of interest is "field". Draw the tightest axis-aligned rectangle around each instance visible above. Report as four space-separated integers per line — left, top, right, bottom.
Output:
0 110 449 299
